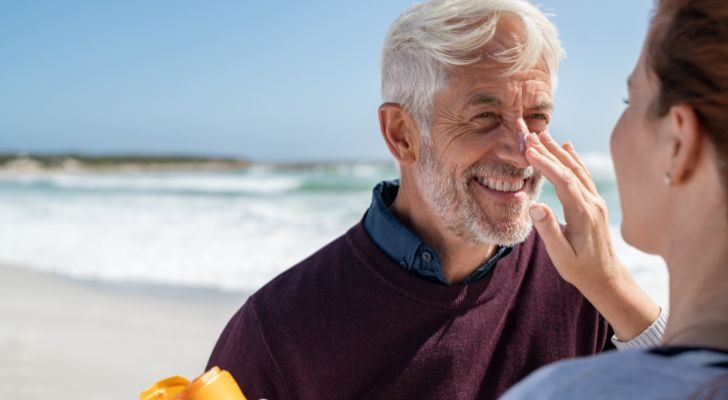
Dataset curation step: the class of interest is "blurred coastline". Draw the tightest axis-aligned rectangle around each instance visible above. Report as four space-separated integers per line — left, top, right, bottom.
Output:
0 153 398 174
0 153 252 174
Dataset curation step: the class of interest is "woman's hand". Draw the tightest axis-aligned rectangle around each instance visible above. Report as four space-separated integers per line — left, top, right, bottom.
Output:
525 131 660 341
524 131 620 288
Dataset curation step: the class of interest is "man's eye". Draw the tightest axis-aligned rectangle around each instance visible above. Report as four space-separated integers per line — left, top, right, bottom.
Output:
623 98 630 105
526 113 549 121
476 112 499 119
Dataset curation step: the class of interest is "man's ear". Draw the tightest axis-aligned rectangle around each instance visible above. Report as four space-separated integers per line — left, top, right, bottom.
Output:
666 104 704 185
378 103 419 165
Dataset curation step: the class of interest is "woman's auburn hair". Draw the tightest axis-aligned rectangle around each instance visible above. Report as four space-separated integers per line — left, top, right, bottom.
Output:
648 0 728 188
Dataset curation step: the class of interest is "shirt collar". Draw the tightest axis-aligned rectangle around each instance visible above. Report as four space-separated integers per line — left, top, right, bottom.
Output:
363 179 512 285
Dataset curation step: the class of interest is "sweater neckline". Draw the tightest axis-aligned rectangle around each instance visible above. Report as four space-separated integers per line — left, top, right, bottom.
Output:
346 222 527 310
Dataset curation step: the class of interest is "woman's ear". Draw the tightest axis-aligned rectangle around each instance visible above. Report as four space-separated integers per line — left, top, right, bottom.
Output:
378 103 419 165
666 103 704 185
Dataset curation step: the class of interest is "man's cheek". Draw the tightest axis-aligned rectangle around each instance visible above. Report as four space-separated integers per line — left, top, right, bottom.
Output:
530 176 544 198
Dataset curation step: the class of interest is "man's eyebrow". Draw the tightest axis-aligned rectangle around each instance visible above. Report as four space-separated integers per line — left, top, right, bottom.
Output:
467 93 503 107
527 101 553 112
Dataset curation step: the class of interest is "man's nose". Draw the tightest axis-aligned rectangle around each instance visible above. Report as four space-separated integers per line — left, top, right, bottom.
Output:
499 118 530 168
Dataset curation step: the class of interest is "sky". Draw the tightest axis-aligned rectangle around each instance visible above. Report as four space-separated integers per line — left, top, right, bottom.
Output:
0 0 653 162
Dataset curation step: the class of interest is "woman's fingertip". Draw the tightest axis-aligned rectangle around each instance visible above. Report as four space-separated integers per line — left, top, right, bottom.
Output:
529 206 546 221
526 132 540 145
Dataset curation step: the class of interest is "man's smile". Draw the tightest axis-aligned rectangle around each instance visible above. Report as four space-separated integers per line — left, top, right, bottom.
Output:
472 176 535 202
475 176 526 192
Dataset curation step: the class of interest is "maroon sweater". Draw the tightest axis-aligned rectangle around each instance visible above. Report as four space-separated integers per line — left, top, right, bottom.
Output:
207 223 613 399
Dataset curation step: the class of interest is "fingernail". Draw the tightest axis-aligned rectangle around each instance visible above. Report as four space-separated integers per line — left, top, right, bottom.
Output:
527 132 539 144
529 206 546 221
542 131 552 141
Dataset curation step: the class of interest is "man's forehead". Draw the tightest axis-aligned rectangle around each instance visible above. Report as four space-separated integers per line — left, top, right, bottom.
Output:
452 66 553 101
439 56 553 109
464 90 553 110
446 54 553 91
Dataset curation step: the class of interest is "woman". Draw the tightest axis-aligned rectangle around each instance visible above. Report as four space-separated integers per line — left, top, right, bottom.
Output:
502 0 728 398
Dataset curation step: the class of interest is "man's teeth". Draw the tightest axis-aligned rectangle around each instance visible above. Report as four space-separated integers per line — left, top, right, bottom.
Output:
476 177 525 192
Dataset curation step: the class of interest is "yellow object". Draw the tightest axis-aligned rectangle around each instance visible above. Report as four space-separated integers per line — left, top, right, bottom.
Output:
140 367 247 400
140 376 190 399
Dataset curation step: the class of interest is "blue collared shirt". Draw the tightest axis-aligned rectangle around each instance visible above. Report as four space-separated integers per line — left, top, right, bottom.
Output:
363 180 512 285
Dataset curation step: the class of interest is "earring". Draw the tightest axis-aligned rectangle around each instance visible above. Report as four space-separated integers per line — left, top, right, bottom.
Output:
663 172 672 186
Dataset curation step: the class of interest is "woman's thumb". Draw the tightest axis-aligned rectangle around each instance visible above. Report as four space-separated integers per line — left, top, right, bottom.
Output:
529 203 568 258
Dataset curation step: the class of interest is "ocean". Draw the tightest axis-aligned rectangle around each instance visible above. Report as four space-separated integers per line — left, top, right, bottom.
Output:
0 154 668 304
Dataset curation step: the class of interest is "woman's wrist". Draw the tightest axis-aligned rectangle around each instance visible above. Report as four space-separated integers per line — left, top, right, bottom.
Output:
575 264 661 341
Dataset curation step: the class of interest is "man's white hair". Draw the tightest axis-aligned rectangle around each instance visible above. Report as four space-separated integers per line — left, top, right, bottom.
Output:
381 0 565 136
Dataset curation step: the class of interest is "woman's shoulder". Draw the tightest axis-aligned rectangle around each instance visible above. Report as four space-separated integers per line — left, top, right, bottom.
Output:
501 347 728 400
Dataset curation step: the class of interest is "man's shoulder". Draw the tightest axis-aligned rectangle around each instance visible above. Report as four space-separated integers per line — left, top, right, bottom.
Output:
247 222 372 316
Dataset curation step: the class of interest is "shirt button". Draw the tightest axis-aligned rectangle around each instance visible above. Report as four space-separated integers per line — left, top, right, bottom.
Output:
421 251 432 262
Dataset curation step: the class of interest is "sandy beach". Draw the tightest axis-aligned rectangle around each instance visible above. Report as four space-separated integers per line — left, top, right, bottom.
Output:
0 263 247 400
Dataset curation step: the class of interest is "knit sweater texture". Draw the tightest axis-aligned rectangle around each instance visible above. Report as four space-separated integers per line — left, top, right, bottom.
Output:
207 222 614 399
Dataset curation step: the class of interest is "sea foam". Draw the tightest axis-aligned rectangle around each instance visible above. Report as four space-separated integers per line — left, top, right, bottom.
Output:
0 157 667 304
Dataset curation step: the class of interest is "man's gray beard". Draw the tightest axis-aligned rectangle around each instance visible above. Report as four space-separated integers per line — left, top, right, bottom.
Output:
415 140 543 246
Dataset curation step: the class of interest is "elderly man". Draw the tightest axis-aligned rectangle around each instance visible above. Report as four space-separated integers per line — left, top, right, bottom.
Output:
207 1 666 398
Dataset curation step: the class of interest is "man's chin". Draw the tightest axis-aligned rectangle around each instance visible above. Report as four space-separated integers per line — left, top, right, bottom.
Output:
494 222 534 246
471 214 534 247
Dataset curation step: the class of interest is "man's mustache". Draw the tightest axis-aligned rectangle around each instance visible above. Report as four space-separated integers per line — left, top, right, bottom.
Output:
464 163 539 180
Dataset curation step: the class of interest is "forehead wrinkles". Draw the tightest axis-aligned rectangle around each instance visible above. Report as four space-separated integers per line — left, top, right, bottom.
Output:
447 64 552 106
449 57 551 87
502 80 522 108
